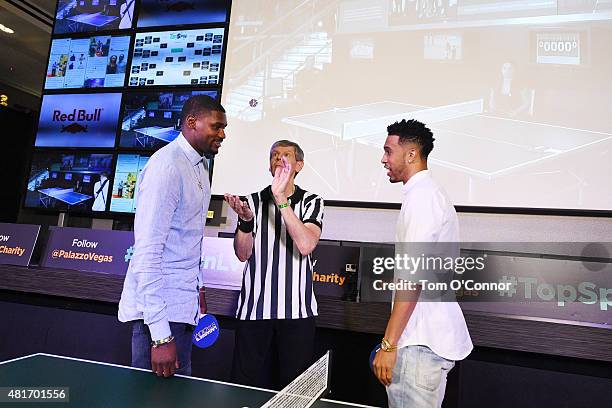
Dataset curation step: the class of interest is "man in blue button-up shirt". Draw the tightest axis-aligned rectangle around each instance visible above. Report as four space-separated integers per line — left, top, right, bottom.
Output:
118 95 227 378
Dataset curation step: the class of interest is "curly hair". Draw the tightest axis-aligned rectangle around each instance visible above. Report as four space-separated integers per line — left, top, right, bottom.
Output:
386 119 435 159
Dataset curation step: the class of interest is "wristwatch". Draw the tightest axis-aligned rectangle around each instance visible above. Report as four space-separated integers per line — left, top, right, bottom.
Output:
380 338 397 352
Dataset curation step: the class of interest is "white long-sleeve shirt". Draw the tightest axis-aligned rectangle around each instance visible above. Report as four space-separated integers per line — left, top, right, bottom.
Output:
118 134 210 341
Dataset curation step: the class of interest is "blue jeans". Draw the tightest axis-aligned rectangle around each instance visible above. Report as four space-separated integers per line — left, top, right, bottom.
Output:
386 345 455 408
131 320 195 376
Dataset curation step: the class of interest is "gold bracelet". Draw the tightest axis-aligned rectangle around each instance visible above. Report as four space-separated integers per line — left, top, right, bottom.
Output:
151 335 174 348
381 338 397 352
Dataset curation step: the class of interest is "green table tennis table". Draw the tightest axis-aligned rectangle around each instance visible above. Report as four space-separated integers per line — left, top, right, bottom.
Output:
0 354 378 407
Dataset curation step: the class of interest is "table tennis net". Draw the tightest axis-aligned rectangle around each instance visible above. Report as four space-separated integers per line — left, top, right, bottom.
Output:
261 351 331 408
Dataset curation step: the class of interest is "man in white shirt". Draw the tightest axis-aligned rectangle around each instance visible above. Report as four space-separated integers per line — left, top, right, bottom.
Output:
116 54 127 74
119 0 134 29
373 119 473 407
92 172 110 212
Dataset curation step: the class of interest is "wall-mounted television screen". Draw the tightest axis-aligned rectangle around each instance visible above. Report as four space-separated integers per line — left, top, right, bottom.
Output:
45 34 131 89
109 153 150 213
54 0 135 34
119 89 218 149
129 28 225 86
389 0 458 24
136 0 228 28
24 151 114 212
423 33 462 61
536 31 581 65
35 93 122 148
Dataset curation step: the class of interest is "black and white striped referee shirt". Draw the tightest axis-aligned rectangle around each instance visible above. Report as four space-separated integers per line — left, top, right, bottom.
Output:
236 185 324 320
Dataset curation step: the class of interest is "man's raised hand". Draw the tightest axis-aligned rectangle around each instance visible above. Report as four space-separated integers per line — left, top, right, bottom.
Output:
224 194 254 221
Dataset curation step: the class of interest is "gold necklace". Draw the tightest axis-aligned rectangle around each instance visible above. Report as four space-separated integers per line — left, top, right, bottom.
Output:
192 161 203 190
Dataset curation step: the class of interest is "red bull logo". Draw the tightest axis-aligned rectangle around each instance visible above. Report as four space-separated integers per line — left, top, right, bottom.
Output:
52 108 104 123
61 123 88 133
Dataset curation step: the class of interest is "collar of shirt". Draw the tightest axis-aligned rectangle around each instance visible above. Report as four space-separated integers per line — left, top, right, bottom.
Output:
401 169 431 195
177 133 205 168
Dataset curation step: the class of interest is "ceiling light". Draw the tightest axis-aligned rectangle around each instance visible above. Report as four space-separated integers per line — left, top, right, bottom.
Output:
0 24 14 34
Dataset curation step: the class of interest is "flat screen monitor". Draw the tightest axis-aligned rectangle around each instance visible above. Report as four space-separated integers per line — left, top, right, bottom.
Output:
35 93 122 148
536 31 581 65
119 90 219 149
110 153 151 213
24 151 113 213
137 0 228 28
129 28 225 87
54 0 135 34
423 33 462 61
45 34 131 90
389 0 458 24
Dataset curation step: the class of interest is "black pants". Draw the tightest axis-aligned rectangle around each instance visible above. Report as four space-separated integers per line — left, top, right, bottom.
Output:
232 317 316 389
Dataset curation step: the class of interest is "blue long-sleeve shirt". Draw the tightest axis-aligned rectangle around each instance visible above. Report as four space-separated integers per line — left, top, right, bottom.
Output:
118 134 211 341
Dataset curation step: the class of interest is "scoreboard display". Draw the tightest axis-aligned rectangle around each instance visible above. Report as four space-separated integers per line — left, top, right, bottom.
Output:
536 32 581 65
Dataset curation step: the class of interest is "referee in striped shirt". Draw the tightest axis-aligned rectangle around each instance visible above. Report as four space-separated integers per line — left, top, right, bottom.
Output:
224 140 324 389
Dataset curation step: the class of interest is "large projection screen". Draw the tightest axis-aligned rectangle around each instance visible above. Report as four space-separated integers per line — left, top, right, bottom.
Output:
215 0 612 212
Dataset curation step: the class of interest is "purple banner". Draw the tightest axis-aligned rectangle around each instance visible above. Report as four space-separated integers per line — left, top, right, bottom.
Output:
41 226 134 276
0 223 40 267
201 237 246 290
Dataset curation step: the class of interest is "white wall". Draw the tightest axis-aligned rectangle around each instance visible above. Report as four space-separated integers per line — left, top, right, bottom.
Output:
208 203 612 243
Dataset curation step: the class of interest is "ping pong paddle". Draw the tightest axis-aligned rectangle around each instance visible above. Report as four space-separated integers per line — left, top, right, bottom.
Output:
192 313 220 349
193 288 219 348
369 343 381 372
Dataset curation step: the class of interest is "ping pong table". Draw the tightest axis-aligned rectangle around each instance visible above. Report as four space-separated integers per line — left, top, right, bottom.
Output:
38 188 92 209
0 354 377 408
65 12 118 31
282 100 612 179
134 126 180 148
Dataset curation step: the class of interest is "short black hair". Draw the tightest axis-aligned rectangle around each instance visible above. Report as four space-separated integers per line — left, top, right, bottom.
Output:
180 95 225 125
387 119 435 159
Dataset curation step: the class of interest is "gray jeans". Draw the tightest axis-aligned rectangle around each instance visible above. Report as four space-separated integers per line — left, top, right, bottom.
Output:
386 345 455 408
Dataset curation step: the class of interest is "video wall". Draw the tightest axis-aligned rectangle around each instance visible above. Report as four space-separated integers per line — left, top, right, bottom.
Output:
26 0 230 215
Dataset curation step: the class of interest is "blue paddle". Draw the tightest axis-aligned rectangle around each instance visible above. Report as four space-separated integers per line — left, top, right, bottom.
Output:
369 343 381 372
192 313 220 349
193 287 219 348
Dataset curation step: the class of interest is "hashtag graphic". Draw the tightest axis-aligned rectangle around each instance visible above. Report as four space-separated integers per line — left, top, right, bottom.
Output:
498 275 517 297
124 246 134 263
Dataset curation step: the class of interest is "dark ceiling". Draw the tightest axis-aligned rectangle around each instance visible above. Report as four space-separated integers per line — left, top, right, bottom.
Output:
0 0 55 103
